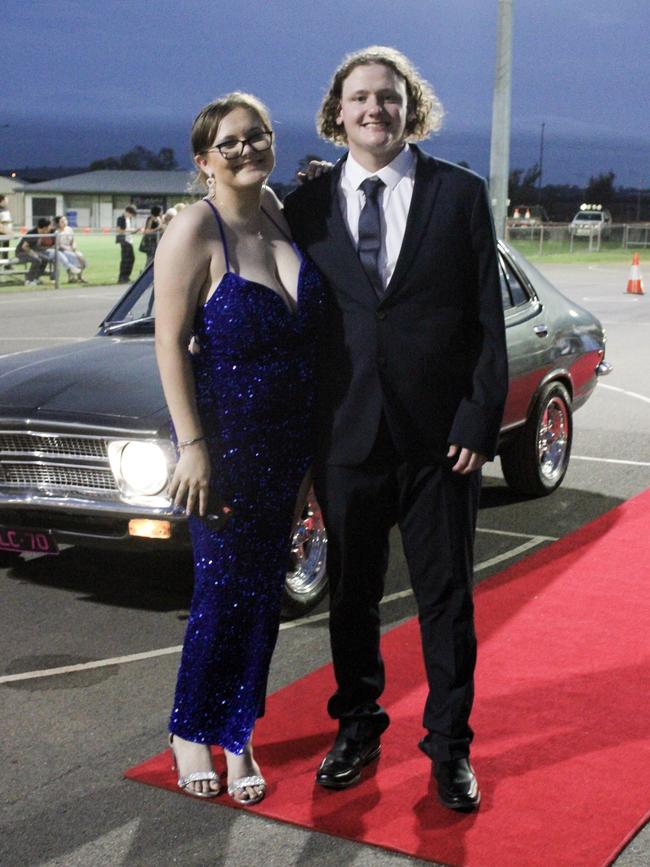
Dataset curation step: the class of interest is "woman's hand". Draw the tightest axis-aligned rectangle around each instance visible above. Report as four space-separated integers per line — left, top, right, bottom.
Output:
169 441 211 516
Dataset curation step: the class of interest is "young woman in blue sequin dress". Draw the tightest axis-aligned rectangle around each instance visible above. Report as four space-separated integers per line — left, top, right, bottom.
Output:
154 94 324 804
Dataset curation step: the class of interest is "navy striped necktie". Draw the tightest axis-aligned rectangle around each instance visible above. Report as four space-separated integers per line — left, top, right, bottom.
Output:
357 177 385 295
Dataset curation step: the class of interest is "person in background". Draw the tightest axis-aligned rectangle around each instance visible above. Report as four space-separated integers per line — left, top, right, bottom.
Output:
27 219 81 283
0 195 13 270
15 218 53 285
140 204 162 264
55 215 88 283
173 202 187 212
36 218 81 282
116 205 138 283
284 46 507 813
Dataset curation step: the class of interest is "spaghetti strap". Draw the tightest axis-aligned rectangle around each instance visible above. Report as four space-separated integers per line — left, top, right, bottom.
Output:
261 206 294 244
203 198 231 273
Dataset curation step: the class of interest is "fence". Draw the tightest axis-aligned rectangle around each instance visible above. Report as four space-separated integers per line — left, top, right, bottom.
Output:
504 221 650 256
0 229 162 288
2 221 648 289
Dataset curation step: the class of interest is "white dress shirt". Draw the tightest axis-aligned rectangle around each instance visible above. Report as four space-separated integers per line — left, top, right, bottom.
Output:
338 144 416 288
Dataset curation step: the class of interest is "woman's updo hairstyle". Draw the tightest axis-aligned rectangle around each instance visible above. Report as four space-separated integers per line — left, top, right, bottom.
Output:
191 92 273 189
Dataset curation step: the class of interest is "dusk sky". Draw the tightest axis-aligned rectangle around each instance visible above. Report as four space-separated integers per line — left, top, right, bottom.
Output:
3 0 650 185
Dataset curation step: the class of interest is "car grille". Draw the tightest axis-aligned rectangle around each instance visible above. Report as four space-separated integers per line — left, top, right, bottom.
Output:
0 462 117 493
0 432 108 460
0 430 118 498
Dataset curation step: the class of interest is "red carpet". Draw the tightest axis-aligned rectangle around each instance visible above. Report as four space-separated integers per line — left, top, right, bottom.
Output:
126 489 650 866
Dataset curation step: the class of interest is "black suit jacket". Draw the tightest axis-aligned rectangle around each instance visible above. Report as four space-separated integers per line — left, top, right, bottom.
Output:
284 146 508 466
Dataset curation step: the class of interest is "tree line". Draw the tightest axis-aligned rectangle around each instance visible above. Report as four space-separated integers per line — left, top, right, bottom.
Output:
82 147 650 222
89 145 178 171
507 165 649 222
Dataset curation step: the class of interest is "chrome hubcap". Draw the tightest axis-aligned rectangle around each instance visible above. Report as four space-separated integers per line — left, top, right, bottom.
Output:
286 498 327 597
537 396 569 482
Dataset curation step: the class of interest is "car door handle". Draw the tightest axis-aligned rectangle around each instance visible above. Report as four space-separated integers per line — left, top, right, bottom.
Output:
533 324 548 337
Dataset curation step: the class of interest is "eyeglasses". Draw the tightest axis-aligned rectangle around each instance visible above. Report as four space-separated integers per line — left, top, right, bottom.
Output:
205 130 274 161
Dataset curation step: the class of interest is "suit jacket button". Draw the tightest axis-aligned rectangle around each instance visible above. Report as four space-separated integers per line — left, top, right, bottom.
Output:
376 310 387 320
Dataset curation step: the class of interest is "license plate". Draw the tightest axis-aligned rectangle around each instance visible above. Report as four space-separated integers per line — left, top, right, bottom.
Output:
0 526 59 555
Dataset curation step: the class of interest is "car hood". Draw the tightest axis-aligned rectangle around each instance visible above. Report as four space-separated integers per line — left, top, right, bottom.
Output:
0 336 169 429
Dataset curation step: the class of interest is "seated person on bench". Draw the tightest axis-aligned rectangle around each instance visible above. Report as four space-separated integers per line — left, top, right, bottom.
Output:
16 218 53 285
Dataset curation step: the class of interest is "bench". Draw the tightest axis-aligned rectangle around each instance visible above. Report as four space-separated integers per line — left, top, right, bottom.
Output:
0 235 55 284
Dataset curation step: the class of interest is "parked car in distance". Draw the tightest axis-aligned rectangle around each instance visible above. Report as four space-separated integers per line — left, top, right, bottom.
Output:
510 204 549 227
569 203 612 237
0 241 611 613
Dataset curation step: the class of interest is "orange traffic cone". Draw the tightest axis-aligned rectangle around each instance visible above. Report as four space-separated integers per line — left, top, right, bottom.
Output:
625 253 645 295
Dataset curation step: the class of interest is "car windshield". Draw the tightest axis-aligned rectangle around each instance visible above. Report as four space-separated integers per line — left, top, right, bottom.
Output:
575 213 602 221
102 266 155 329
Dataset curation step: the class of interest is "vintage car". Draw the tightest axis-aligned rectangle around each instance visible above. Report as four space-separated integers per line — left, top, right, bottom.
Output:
0 240 611 614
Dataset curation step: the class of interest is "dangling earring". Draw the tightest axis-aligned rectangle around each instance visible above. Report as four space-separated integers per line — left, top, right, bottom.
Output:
206 174 216 200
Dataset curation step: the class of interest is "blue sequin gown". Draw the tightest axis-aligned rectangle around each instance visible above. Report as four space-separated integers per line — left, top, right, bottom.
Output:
168 200 325 754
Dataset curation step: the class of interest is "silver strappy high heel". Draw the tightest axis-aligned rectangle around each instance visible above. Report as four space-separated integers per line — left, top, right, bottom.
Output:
227 774 266 806
169 734 220 799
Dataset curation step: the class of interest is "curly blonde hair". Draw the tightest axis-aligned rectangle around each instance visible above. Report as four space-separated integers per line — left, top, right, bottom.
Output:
318 46 444 146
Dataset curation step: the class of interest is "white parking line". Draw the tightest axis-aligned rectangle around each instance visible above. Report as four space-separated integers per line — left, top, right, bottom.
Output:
476 527 558 541
470 536 553 570
0 645 185 685
599 383 650 406
0 529 554 685
571 455 650 467
586 265 626 272
581 297 641 302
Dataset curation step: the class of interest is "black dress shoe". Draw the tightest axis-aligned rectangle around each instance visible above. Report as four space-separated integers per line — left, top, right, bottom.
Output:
433 757 481 812
316 734 381 789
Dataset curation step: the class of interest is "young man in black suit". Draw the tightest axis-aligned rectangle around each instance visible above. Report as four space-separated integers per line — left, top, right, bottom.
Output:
284 46 508 812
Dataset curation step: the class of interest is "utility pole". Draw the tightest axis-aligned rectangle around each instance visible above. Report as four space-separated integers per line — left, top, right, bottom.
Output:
489 0 514 238
537 121 545 203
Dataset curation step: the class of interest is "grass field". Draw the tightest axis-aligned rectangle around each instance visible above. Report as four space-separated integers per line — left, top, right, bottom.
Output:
0 233 644 295
509 238 639 264
0 234 151 292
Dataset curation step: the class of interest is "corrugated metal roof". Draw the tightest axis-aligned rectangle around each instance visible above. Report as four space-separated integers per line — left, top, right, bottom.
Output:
23 170 196 194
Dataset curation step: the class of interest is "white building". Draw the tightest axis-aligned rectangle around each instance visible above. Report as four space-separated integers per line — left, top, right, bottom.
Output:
17 170 197 228
0 175 25 227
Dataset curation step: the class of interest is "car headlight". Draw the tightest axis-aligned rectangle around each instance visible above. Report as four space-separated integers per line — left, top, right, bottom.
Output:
108 440 170 498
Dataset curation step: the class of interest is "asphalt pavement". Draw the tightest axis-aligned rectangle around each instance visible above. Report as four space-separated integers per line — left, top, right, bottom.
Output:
1 262 649 866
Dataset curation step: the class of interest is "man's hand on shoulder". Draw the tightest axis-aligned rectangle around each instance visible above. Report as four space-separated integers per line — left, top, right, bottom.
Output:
296 160 334 184
447 444 487 474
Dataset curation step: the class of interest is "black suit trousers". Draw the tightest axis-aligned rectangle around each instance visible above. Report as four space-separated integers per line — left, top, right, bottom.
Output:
314 417 480 762
118 241 135 282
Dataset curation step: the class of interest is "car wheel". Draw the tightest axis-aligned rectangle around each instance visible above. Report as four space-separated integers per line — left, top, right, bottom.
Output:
282 495 328 617
500 381 573 497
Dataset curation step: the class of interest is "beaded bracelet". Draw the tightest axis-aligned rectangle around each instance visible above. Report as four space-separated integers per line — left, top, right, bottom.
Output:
178 435 205 450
